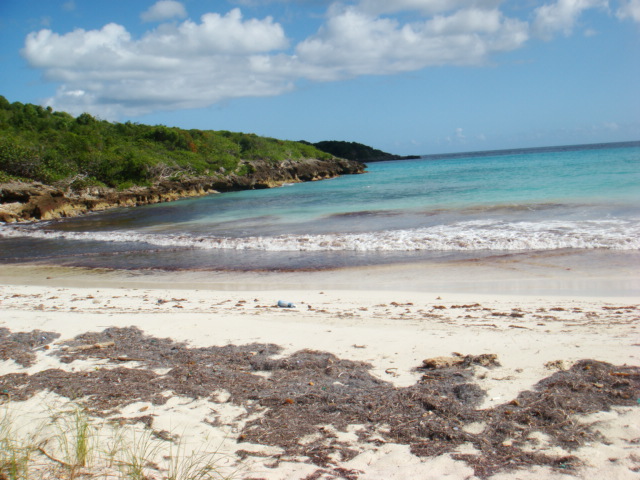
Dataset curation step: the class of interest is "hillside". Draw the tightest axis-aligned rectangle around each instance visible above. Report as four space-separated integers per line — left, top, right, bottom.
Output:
309 140 420 163
0 97 364 222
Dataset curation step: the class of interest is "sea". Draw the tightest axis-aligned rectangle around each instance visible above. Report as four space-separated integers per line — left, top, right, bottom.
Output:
1 141 639 272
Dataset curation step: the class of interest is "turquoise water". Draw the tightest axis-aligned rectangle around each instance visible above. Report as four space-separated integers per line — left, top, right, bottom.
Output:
1 142 639 270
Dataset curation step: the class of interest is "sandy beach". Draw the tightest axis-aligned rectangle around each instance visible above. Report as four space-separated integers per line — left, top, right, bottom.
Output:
1 258 639 479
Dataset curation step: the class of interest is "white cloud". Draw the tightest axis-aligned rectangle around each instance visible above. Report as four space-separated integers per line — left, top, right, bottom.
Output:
23 3 532 119
139 9 289 54
24 0 632 120
141 0 187 23
22 10 290 118
295 6 528 80
357 0 503 16
617 0 640 22
532 0 608 40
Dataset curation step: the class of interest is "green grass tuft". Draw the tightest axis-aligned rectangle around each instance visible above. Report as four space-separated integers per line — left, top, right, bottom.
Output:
1 400 241 479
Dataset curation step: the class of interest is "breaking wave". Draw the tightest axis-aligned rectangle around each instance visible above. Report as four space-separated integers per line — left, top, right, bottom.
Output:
2 219 639 252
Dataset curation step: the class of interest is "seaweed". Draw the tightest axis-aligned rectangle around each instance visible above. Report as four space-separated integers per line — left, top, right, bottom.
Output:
0 327 60 367
0 327 638 478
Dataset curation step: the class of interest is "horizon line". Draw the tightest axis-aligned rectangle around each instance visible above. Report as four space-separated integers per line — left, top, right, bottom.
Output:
418 140 640 160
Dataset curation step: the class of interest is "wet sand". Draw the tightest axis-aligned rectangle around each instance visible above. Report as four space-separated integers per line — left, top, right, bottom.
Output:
1 249 639 295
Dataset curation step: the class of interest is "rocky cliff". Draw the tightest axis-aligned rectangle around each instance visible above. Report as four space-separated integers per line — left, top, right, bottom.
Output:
0 157 365 223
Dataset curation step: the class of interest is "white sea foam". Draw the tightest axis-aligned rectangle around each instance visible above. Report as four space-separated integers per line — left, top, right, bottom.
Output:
2 219 639 252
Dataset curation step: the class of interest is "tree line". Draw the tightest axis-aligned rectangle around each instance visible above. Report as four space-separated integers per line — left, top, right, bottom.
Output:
0 96 333 189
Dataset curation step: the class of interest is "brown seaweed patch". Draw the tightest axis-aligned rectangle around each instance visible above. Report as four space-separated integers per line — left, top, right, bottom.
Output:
0 327 60 367
0 327 638 479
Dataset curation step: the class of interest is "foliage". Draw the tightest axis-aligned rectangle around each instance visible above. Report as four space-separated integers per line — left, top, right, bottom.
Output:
0 401 238 479
0 95 334 189
0 408 34 480
310 140 416 162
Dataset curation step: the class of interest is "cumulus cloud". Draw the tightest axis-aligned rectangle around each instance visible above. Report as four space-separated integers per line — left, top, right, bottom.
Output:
295 6 528 80
357 0 503 16
139 9 289 54
140 0 187 23
22 2 534 118
24 1 632 120
22 9 290 117
617 0 640 22
532 0 608 40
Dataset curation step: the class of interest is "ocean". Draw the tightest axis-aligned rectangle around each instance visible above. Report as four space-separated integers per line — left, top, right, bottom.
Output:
1 141 639 271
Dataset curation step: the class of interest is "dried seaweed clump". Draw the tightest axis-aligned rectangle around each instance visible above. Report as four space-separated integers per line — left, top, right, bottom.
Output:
0 327 60 367
0 327 638 479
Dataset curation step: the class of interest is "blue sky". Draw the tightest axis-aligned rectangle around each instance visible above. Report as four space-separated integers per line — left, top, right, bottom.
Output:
1 0 639 155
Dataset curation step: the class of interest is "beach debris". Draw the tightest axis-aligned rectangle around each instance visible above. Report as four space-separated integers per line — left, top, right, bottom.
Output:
0 328 61 367
0 389 10 403
545 359 569 371
61 341 115 353
277 300 296 308
2 327 639 479
421 356 462 369
112 356 146 362
421 353 500 369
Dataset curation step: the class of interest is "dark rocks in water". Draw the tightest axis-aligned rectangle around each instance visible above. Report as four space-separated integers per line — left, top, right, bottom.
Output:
0 157 365 223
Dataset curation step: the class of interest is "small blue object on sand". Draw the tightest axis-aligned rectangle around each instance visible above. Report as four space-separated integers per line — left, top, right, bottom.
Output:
278 300 296 308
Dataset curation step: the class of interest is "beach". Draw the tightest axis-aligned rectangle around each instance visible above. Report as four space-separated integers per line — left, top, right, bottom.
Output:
2 0 639 475
1 257 638 479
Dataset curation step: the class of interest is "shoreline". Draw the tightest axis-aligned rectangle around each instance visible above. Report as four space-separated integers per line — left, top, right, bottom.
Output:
1 259 639 479
0 157 366 223
0 248 638 297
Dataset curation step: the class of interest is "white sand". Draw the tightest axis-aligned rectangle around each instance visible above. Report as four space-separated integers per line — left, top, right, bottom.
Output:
1 263 639 479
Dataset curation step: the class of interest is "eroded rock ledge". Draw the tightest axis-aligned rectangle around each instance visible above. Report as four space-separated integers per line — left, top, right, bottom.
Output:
0 157 365 223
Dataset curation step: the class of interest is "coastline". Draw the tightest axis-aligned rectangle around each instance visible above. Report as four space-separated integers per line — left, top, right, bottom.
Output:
1 248 638 296
1 257 639 479
0 157 366 223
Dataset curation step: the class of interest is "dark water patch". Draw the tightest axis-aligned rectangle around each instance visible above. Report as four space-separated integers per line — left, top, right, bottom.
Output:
0 245 504 271
0 237 168 263
325 209 405 219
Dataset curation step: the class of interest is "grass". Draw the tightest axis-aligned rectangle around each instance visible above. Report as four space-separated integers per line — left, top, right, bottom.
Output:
117 428 163 480
0 408 38 480
165 434 236 480
0 400 238 480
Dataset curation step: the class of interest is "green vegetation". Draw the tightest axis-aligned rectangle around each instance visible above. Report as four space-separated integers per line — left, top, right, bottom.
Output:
0 95 333 189
0 401 237 479
309 140 420 162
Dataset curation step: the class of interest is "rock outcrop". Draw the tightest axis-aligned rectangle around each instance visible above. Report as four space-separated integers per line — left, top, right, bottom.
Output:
0 157 365 223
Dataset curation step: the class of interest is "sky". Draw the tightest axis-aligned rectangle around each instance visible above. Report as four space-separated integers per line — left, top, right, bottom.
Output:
0 0 639 155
